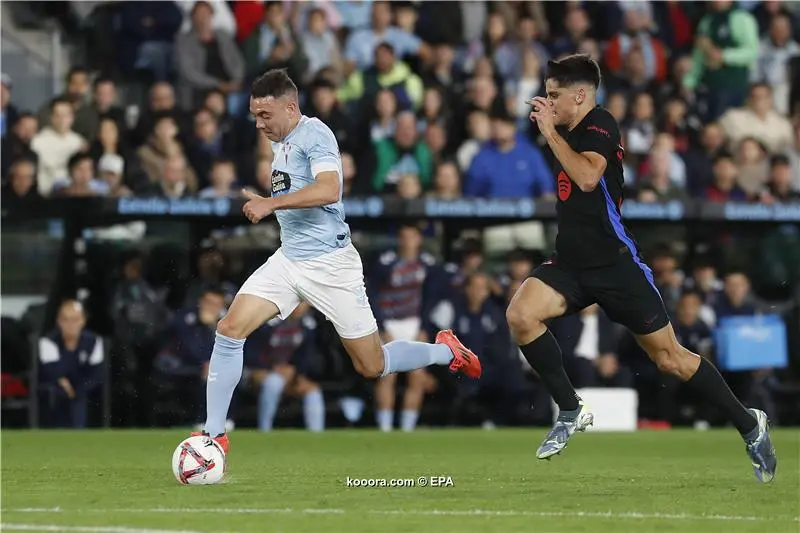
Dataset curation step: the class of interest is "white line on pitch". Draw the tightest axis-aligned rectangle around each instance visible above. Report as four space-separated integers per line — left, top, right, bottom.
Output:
1 524 204 533
3 508 798 523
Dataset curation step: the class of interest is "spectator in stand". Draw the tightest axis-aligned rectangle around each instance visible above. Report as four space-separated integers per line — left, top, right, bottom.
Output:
198 158 239 198
306 78 351 150
683 257 724 327
455 109 491 174
658 95 702 154
497 248 535 301
341 151 357 197
505 48 544 129
421 42 467 106
300 7 343 84
605 7 668 85
36 67 90 129
682 1 760 120
339 42 424 113
38 300 105 428
1 112 39 178
178 0 237 36
186 107 234 186
716 270 760 318
637 147 690 203
719 83 794 155
1 158 40 207
428 160 462 201
550 304 633 389
759 154 800 203
751 12 799 116
117 1 183 81
364 88 398 147
182 247 238 308
607 48 660 104
464 108 552 199
242 1 308 85
132 83 186 148
89 117 143 190
674 289 714 358
96 154 132 198
550 6 591 57
30 98 86 196
625 92 657 163
684 122 728 195
1 73 17 138
73 77 125 143
245 302 324 432
146 154 194 199
705 152 748 203
371 111 432 193
52 152 108 197
137 114 197 191
368 223 439 432
174 1 245 112
735 137 771 198
344 1 425 75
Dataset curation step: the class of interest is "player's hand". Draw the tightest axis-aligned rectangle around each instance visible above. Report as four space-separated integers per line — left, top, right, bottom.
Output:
527 96 555 136
242 189 275 224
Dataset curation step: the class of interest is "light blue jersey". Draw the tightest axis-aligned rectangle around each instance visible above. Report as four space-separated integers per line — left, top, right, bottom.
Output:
269 115 350 260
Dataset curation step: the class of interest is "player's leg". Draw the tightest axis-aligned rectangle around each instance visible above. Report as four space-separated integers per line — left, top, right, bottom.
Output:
506 270 593 458
595 256 776 482
634 324 776 482
374 373 397 431
401 369 429 431
201 250 301 443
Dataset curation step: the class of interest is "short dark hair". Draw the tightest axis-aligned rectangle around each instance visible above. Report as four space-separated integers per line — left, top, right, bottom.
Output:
50 97 73 112
68 151 93 172
93 76 115 90
545 54 601 90
251 69 298 99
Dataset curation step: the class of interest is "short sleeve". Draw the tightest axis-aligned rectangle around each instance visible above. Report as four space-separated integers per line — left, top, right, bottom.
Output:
304 121 341 178
578 111 619 162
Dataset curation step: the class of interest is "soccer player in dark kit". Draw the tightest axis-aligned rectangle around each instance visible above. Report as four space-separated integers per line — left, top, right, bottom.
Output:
506 54 777 483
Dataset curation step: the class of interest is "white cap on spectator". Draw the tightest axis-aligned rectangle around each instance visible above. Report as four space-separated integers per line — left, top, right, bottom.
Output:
98 153 124 175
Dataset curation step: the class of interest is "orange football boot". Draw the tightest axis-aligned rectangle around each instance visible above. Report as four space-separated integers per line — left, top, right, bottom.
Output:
191 431 229 455
436 329 482 378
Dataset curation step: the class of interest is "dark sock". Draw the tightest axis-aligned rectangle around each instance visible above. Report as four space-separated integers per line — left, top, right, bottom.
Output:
684 357 757 437
520 329 580 412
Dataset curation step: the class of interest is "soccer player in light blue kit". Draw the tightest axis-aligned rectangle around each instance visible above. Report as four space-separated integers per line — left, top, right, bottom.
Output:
192 69 481 453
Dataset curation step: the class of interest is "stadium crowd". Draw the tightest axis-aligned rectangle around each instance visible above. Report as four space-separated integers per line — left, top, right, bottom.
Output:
1 0 799 431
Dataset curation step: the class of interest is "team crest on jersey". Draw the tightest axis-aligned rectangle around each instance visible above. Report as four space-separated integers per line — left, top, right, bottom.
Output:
557 171 572 201
283 142 292 164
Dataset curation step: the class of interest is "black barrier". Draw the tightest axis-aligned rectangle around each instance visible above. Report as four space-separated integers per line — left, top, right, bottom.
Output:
3 197 800 222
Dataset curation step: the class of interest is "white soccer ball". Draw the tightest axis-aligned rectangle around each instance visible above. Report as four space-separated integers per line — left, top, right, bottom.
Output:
171 435 226 485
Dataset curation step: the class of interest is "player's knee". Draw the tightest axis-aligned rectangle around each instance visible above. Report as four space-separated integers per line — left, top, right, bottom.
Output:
216 314 247 340
506 304 543 339
354 357 384 379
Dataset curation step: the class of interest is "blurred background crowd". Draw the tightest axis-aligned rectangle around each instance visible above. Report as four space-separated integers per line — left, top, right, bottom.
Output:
1 0 799 432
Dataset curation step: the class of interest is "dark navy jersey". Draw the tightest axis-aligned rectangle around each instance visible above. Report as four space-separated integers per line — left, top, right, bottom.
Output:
38 330 104 388
368 251 437 327
552 106 640 269
245 314 317 372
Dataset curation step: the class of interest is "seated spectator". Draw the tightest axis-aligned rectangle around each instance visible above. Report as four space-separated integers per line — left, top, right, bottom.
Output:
505 48 544 129
52 152 108 197
625 92 656 162
423 122 449 166
245 302 324 432
38 300 104 428
637 148 690 203
455 109 491 173
339 42 424 113
751 13 799 116
96 154 132 198
365 88 398 146
550 6 590 57
181 247 238 308
89 117 143 189
344 1 425 74
658 95 701 154
704 152 747 202
137 114 198 191
174 1 245 112
300 7 343 83
306 78 352 151
428 160 462 200
719 83 794 155
759 154 800 203
371 111 432 193
715 270 759 318
341 152 357 197
30 98 86 196
132 82 187 148
496 248 535 302
1 158 40 207
146 154 194 198
199 158 239 198
683 122 727 195
1 112 39 178
36 67 90 129
186 107 234 185
550 304 633 389
73 77 125 142
1 73 18 137
604 7 668 84
674 290 714 358
396 173 422 200
683 257 724 326
242 1 308 84
735 137 770 198
178 0 237 36
464 109 552 199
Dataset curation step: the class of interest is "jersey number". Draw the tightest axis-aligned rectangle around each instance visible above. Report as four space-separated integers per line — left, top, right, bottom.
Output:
271 170 291 197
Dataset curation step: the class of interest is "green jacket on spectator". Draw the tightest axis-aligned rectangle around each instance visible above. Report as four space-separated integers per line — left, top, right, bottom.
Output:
338 61 424 111
683 6 759 93
372 140 432 192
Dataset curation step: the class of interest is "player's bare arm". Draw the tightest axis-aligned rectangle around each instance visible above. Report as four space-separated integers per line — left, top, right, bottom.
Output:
528 95 606 192
242 172 340 223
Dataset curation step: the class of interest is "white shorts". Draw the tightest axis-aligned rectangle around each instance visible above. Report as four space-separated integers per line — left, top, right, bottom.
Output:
238 244 378 339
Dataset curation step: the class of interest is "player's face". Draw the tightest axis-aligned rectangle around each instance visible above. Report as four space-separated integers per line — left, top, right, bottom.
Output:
544 79 581 126
250 95 294 142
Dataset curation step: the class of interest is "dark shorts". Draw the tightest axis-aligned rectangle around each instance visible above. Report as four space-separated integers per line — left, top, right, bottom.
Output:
532 253 670 335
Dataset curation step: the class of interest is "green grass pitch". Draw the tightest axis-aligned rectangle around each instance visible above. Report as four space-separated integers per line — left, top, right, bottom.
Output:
2 429 798 533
